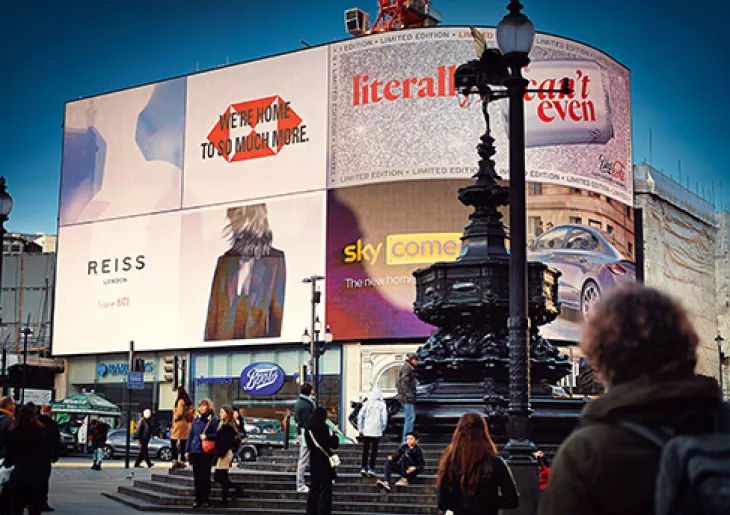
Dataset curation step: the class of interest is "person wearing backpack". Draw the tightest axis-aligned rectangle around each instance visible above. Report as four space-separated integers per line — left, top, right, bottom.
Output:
539 286 728 515
357 387 388 478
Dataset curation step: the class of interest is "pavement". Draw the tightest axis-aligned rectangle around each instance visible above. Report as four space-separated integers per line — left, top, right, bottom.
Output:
45 456 168 514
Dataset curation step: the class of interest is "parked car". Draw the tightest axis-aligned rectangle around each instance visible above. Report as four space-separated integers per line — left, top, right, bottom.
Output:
528 224 635 318
59 430 76 455
103 429 173 461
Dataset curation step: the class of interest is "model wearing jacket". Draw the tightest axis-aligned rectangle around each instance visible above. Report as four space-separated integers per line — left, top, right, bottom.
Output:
185 405 218 509
357 387 388 475
305 407 339 515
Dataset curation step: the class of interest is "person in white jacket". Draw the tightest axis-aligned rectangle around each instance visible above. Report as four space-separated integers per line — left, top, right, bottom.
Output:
357 387 389 477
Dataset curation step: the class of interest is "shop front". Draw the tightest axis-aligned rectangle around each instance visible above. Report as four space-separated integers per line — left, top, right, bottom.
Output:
64 352 184 428
190 345 343 438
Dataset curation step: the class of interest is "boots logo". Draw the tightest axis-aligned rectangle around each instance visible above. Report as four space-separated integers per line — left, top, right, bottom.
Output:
240 362 285 396
201 96 309 162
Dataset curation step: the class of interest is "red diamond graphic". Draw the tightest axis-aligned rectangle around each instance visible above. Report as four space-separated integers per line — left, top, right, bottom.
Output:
206 96 303 163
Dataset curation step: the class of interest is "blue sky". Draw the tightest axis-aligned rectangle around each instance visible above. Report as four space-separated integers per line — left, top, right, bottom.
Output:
1 0 728 234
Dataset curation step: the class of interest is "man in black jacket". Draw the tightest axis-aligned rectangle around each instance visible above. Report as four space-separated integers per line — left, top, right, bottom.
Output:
37 403 60 511
134 409 154 468
293 383 315 493
376 431 425 492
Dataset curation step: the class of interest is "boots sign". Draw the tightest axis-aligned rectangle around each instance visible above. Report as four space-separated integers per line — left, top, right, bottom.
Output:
240 362 286 396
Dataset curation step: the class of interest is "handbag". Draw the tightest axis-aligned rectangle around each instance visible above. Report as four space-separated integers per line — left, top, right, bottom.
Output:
308 430 341 468
201 419 216 455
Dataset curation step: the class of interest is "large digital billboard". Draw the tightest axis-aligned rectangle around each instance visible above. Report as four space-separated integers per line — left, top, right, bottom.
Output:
55 27 633 354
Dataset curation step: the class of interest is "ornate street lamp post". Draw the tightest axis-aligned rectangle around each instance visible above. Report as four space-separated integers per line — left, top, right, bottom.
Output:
497 0 535 447
302 275 333 404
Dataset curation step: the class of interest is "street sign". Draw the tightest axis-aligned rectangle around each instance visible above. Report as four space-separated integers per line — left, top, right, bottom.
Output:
127 371 144 390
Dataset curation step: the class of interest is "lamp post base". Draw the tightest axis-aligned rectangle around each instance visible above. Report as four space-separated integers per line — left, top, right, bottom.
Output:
502 438 539 515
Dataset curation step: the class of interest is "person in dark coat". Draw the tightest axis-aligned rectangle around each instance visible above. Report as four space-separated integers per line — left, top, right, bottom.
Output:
376 431 426 492
396 353 418 443
0 396 15 459
134 409 154 468
539 286 725 515
185 399 218 509
436 413 519 515
37 403 60 511
89 418 110 470
294 383 315 492
4 404 50 515
213 406 244 506
304 407 339 515
231 409 248 464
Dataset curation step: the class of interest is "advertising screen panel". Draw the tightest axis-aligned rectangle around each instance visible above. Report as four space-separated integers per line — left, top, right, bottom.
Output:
55 27 633 354
325 27 634 342
328 27 632 205
53 192 325 355
60 78 186 226
183 47 328 208
177 192 326 349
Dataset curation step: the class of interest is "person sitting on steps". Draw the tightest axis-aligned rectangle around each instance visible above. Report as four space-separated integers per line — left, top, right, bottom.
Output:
376 431 425 493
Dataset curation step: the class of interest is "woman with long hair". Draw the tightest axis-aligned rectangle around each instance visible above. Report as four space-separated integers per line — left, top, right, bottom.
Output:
213 405 244 505
305 407 339 515
170 386 193 469
437 413 519 515
184 399 218 509
5 404 50 515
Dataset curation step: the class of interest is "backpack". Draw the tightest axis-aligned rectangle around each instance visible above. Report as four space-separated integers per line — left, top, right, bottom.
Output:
618 403 730 515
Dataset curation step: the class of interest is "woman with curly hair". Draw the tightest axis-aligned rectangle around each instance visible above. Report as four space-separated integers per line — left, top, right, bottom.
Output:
539 285 724 515
436 413 519 515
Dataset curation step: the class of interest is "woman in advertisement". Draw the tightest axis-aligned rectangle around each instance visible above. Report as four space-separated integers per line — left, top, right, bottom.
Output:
204 204 286 341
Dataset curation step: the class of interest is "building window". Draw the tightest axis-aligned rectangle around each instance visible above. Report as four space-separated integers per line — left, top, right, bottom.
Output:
588 219 602 230
569 217 583 225
628 242 633 257
606 224 614 236
528 216 543 238
626 206 633 219
528 182 542 195
572 188 582 195
589 191 601 198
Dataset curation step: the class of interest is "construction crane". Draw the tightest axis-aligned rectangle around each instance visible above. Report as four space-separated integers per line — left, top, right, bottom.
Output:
345 0 442 36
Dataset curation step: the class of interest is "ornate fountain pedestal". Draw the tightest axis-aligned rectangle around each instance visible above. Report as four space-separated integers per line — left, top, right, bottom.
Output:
388 76 583 444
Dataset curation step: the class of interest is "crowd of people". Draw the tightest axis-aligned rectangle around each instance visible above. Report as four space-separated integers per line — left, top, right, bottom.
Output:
0 285 727 514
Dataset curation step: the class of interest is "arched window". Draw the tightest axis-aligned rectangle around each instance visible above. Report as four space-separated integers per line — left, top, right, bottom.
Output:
375 364 401 393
